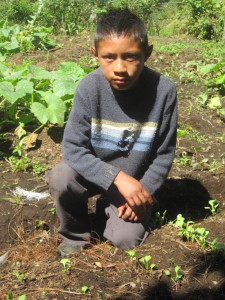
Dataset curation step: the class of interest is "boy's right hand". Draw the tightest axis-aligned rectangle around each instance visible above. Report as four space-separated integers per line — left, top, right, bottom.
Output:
114 171 153 210
118 202 146 222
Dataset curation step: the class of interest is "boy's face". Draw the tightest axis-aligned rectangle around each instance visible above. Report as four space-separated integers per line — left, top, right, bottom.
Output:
92 36 152 91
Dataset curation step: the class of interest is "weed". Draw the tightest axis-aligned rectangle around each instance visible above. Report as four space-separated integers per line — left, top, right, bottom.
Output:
204 199 219 217
173 151 190 166
32 159 46 175
34 219 45 230
6 154 29 172
60 258 71 275
216 133 225 143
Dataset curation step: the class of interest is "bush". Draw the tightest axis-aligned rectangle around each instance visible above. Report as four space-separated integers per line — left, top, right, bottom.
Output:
0 0 38 24
182 0 225 40
36 0 157 34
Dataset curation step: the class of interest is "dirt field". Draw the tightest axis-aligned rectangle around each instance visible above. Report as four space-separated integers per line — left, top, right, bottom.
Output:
0 35 225 299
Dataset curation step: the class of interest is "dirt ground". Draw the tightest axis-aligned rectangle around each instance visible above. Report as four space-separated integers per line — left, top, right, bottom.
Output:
0 35 225 299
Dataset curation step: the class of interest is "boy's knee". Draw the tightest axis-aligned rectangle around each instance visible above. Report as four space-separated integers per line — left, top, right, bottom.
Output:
105 226 145 250
112 232 138 250
46 162 76 197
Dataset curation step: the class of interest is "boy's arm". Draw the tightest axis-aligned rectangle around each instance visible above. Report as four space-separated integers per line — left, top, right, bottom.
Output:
63 87 120 190
115 84 177 221
140 85 177 196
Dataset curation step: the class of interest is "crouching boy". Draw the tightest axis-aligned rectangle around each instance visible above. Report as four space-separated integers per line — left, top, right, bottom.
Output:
46 8 177 255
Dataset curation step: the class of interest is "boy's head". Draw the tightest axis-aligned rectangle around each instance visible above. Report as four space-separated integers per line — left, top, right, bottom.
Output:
94 9 149 53
92 9 153 91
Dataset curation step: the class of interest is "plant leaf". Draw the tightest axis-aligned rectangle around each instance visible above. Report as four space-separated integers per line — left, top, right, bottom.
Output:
31 102 48 125
45 94 66 126
28 65 52 80
16 80 34 94
207 96 222 110
53 78 78 97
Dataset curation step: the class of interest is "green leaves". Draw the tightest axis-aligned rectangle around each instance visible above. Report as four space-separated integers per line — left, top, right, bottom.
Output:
31 94 66 127
0 80 33 103
53 78 78 97
0 61 91 127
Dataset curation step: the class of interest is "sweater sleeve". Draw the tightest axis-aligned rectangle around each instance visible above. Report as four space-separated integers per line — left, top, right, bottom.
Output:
140 84 177 196
62 85 120 191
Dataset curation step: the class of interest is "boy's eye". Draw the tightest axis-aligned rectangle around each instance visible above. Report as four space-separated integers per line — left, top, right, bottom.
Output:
124 54 138 61
103 55 114 61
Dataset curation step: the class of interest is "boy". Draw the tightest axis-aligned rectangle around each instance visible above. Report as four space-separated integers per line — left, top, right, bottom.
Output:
46 9 177 255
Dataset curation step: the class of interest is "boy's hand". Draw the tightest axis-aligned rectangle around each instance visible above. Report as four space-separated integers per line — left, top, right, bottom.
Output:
114 171 153 209
118 203 146 222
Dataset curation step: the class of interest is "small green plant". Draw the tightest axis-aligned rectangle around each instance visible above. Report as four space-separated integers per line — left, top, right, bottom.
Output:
98 290 106 300
195 227 209 249
155 210 167 226
14 194 22 205
60 258 71 275
173 214 211 249
139 255 156 274
13 270 25 283
6 154 29 172
126 249 136 260
7 291 26 300
81 285 89 294
174 151 190 166
204 199 219 216
165 265 183 284
32 159 46 175
48 207 56 215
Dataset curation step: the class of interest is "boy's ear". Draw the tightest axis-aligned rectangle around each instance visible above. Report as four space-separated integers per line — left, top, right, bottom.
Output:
91 46 98 60
145 44 153 61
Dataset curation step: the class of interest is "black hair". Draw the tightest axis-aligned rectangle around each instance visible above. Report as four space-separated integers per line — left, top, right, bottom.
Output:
94 9 148 51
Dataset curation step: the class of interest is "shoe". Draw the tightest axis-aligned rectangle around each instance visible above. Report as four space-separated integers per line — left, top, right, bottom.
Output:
58 242 83 257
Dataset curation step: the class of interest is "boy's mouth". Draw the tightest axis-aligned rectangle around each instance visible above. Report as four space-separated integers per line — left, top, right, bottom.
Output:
113 78 128 84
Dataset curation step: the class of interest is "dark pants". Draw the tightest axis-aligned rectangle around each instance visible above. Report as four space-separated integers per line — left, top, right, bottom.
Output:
46 161 153 250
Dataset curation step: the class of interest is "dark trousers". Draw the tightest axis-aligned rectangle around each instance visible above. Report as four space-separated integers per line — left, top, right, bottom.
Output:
46 161 153 250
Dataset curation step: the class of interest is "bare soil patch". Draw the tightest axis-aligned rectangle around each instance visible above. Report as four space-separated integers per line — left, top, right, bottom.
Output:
0 35 224 299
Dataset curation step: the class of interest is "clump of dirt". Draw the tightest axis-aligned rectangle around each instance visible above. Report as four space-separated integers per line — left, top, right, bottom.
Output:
0 35 224 299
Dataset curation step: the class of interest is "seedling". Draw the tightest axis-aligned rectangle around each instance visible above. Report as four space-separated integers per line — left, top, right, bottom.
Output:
126 249 136 260
32 159 46 175
98 290 106 300
139 255 156 274
7 292 26 300
204 200 219 217
195 227 209 249
48 207 56 215
155 210 167 226
13 270 25 283
81 285 89 294
174 151 190 166
60 258 71 274
139 255 152 270
173 214 210 249
165 265 183 283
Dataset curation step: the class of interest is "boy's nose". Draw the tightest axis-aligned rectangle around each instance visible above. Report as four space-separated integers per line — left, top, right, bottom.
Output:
114 59 126 73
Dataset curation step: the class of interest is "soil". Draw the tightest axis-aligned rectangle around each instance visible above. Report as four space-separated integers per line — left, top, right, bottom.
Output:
0 35 225 300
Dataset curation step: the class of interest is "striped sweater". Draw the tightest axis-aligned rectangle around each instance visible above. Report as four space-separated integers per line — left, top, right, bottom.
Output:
63 67 177 196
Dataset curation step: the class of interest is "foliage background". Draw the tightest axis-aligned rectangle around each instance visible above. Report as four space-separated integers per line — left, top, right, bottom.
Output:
0 0 224 40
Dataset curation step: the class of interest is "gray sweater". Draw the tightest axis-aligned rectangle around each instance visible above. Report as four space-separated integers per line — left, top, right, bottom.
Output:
63 66 177 196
